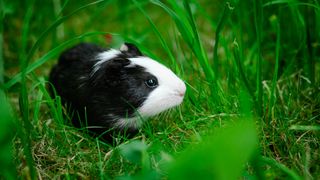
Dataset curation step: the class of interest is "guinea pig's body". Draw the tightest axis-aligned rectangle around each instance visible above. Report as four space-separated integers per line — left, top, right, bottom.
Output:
49 43 186 139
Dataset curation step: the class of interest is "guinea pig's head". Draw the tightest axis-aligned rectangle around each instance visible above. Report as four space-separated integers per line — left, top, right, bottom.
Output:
90 43 186 128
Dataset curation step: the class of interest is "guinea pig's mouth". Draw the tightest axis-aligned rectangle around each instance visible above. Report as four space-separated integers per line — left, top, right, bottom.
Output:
172 95 185 107
136 97 182 118
115 93 185 129
174 90 186 98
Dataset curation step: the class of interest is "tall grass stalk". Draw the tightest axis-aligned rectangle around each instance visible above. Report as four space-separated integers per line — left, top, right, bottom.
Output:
0 91 17 179
96 139 104 180
132 0 178 74
268 16 280 121
53 0 64 41
0 0 4 85
233 42 255 101
32 83 43 125
253 0 263 117
19 0 36 178
230 2 256 107
213 2 232 79
304 3 315 84
0 1 17 179
152 0 215 84
37 77 64 125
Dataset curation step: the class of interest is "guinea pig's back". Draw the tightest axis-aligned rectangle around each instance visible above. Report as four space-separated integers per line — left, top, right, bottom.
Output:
58 43 106 65
49 43 107 106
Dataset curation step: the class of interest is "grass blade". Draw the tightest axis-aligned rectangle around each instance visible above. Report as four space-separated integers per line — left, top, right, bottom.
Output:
213 2 232 79
96 139 104 180
19 0 36 178
264 1 320 10
233 41 254 100
0 90 17 180
32 86 43 125
0 0 4 84
253 0 263 116
289 125 320 131
267 15 281 121
261 156 301 180
36 77 64 125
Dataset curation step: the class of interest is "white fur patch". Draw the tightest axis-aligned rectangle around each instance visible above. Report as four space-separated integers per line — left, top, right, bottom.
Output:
90 49 120 76
115 116 144 129
109 114 143 130
129 57 186 118
120 44 129 52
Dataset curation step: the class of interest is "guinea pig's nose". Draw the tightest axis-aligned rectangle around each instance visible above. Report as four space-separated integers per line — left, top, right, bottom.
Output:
176 88 186 97
178 91 185 97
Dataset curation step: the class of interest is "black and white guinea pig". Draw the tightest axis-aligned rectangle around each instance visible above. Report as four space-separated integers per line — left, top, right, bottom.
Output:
49 42 186 139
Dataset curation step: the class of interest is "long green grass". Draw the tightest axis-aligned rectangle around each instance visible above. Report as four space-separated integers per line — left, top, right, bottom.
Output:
1 0 319 179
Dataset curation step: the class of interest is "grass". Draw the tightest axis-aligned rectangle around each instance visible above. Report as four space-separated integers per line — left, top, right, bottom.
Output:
1 0 319 179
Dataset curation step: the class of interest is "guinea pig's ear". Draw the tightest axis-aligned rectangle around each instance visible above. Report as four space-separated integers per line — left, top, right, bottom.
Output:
120 43 143 57
103 58 131 87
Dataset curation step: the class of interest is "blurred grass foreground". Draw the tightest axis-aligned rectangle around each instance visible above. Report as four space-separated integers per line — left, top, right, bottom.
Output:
1 0 320 179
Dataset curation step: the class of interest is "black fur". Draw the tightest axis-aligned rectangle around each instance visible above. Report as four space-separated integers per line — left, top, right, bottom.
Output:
49 43 157 141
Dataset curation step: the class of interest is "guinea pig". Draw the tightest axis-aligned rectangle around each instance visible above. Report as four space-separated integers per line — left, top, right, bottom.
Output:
49 42 186 140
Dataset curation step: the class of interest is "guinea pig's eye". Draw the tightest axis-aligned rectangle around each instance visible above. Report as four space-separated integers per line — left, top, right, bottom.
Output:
145 78 158 88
